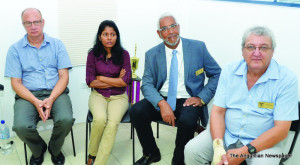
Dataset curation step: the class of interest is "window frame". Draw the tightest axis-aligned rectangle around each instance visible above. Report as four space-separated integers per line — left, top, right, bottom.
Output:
215 0 300 8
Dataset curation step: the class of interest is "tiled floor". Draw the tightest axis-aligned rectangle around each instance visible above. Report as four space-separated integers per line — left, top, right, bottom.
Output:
0 122 177 165
1 122 299 165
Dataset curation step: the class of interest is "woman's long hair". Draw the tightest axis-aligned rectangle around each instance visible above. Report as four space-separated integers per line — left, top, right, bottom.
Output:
90 20 124 65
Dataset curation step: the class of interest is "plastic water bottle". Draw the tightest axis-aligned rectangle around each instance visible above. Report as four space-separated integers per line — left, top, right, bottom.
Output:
0 120 12 155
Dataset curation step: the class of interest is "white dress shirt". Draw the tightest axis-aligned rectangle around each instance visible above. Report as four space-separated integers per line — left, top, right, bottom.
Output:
159 39 190 98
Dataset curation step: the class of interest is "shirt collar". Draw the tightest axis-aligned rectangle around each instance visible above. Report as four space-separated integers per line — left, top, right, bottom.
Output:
165 38 182 56
21 33 50 47
235 59 279 83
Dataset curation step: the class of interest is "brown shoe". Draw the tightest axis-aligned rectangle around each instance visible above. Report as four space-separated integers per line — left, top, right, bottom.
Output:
87 155 96 165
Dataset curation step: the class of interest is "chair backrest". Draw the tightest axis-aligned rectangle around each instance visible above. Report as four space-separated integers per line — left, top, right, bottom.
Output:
290 102 300 132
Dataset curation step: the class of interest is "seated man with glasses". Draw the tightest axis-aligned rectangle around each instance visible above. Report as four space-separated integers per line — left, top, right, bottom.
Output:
184 26 298 165
130 13 221 165
5 8 74 165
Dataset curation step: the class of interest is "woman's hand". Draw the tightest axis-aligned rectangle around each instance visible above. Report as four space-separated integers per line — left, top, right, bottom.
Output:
119 69 126 78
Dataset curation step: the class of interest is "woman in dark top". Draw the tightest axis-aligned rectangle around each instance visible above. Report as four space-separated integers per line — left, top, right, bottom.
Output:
85 20 131 165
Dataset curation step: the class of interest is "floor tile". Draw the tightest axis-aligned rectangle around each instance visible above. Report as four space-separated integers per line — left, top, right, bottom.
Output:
1 122 299 165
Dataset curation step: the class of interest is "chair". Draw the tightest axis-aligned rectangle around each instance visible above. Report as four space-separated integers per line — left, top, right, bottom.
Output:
24 117 76 165
85 83 134 164
280 101 300 164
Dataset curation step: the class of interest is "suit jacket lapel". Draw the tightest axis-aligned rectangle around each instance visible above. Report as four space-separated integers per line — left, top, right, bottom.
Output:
156 43 167 84
182 38 191 83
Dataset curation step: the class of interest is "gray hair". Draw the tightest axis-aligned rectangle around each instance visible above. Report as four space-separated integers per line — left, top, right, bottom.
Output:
21 8 43 22
241 26 276 50
157 13 178 30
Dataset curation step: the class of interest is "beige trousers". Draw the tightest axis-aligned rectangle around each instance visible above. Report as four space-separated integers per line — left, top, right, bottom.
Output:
184 126 287 165
88 90 129 165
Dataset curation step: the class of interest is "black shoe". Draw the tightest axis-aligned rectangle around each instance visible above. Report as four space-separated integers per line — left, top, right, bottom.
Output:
48 146 65 165
134 152 161 165
87 154 96 165
29 143 47 165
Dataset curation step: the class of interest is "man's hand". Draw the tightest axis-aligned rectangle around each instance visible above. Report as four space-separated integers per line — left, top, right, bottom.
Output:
158 100 176 127
183 97 203 107
216 147 247 165
225 147 247 165
43 97 54 120
119 69 126 78
33 99 47 122
212 139 227 165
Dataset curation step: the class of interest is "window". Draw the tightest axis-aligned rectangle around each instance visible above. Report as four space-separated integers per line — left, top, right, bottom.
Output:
215 0 300 7
58 0 118 66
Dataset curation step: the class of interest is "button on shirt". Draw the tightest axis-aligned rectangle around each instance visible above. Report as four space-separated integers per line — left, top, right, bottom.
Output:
5 33 72 91
85 50 131 97
159 40 190 98
213 59 298 147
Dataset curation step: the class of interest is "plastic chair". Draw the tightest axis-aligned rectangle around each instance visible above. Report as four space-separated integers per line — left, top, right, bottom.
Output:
280 101 300 164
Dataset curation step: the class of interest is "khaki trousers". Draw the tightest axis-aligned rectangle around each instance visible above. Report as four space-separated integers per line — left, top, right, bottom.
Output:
88 90 129 165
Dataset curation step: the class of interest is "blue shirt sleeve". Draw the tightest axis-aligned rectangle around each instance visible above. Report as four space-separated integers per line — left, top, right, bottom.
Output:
213 65 229 109
56 40 72 70
5 46 22 78
273 73 298 121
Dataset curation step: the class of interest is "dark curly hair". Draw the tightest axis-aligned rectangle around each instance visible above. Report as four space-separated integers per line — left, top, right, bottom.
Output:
90 20 124 65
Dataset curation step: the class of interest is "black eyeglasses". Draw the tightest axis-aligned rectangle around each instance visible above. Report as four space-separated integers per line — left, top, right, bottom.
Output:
23 20 43 27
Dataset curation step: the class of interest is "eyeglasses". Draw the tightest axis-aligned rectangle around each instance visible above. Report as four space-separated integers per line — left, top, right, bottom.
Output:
23 20 43 27
158 23 179 32
244 45 272 52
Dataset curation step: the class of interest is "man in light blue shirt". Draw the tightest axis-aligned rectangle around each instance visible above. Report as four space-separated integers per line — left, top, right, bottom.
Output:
184 26 298 165
4 8 74 165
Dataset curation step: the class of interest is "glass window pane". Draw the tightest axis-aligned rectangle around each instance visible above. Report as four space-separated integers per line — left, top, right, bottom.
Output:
278 0 300 4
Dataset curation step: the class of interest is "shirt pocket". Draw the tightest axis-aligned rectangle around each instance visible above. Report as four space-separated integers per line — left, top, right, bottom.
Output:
20 54 39 71
47 56 58 68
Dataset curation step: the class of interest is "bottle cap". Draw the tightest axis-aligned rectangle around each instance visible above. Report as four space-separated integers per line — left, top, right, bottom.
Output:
1 120 4 124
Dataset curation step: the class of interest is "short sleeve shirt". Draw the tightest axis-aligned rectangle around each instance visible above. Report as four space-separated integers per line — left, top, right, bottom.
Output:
5 33 72 91
213 59 298 146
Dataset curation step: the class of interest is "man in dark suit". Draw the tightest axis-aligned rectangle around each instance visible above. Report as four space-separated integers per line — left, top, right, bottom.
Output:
130 13 221 165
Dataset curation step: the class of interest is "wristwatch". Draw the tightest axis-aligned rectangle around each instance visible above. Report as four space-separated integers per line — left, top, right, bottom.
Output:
246 143 257 154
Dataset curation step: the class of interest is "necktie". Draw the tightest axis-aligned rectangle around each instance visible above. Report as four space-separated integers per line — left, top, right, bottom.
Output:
167 50 178 111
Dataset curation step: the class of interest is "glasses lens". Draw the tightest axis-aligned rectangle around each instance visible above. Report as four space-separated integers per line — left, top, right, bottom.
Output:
246 45 255 51
23 22 32 27
33 20 42 25
259 46 268 52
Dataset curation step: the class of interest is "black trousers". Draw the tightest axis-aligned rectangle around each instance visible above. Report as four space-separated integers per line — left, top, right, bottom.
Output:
130 98 202 165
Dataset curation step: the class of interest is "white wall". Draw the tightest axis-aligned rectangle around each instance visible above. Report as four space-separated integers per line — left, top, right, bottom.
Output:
0 0 300 164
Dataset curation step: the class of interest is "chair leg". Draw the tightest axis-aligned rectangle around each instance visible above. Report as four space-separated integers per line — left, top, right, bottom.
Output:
24 143 28 165
70 127 76 157
157 122 159 138
89 122 91 138
85 121 89 165
130 123 133 139
132 125 135 164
